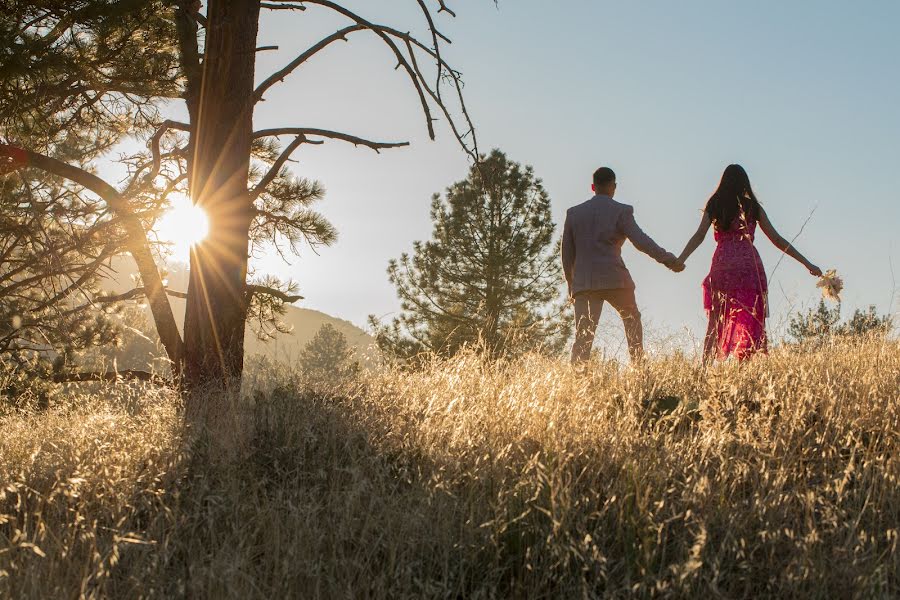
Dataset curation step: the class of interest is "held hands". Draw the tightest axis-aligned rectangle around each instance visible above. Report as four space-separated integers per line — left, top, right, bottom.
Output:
664 256 686 273
808 264 823 277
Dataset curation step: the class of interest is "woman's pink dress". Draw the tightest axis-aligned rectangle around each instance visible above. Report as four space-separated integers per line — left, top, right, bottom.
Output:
703 214 768 360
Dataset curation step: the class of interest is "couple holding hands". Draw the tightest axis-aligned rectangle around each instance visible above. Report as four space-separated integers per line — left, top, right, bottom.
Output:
562 164 823 363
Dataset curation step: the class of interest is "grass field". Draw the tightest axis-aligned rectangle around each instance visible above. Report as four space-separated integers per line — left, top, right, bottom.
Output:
2 338 899 598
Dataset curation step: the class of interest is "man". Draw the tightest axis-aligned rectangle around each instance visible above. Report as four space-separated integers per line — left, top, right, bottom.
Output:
561 167 682 363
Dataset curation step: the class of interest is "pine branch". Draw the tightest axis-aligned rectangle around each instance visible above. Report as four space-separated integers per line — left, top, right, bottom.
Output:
246 284 303 303
249 134 309 201
31 243 120 311
0 218 121 290
53 370 170 385
0 260 111 299
0 144 185 371
175 0 207 27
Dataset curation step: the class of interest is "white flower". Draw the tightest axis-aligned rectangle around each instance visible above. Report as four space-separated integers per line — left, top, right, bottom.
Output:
816 269 843 302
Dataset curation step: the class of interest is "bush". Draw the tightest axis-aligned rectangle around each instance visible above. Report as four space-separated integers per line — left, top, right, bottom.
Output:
788 299 892 346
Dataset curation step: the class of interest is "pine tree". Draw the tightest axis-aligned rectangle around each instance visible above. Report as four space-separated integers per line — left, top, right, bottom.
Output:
298 324 359 386
2 1 479 392
0 1 181 382
372 150 568 360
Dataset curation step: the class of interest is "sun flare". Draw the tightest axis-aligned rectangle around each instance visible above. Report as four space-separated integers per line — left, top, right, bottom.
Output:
157 195 209 260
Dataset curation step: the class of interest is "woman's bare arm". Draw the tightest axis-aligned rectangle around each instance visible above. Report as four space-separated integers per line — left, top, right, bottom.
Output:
676 212 711 265
757 207 822 276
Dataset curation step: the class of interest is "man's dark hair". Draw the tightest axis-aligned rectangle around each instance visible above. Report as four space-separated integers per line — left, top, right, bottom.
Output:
593 167 616 188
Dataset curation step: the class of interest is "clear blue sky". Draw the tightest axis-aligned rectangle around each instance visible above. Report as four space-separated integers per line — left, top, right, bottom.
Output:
245 1 899 353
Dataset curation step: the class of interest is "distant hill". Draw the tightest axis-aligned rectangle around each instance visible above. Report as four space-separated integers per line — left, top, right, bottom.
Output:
98 257 376 371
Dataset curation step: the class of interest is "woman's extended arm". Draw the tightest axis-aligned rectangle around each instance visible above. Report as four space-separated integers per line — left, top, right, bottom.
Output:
757 207 822 276
676 212 712 265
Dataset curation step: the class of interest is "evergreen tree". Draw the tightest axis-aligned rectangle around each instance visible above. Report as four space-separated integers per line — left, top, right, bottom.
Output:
0 1 180 381
2 1 479 392
298 324 359 386
372 150 568 359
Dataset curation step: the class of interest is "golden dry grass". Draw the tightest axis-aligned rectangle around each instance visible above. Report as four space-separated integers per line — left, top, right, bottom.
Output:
2 337 899 598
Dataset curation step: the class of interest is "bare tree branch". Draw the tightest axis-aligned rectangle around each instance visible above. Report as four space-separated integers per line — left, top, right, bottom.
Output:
148 119 190 181
250 134 307 201
260 2 307 10
299 0 437 140
284 1 478 158
97 287 189 303
414 0 450 96
433 0 457 18
404 38 467 147
249 125 408 211
253 128 408 151
254 25 364 103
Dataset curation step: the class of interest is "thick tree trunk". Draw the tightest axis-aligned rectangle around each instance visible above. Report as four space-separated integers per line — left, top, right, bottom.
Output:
182 0 260 391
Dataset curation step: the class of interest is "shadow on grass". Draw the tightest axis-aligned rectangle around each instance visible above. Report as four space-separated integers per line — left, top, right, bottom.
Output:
156 383 678 599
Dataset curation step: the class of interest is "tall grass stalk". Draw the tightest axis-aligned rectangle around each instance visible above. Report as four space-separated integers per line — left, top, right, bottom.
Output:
2 337 899 598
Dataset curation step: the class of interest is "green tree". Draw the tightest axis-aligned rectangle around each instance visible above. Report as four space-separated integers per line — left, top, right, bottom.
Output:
372 150 568 360
2 1 478 393
298 324 359 386
0 0 181 382
788 299 892 346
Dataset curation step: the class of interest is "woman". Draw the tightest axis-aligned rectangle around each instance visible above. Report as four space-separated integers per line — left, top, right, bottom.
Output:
676 165 822 361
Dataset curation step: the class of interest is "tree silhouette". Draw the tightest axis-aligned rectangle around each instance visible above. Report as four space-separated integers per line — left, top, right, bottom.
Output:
372 150 568 360
1 1 478 393
0 1 181 381
298 323 359 386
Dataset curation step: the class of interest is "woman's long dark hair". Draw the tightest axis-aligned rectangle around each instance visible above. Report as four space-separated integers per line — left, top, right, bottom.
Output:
704 164 761 230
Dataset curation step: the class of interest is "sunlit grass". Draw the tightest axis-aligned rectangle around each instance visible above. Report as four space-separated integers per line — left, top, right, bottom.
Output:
2 337 899 597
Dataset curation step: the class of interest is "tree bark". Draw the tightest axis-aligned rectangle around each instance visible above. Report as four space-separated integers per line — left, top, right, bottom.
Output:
182 0 260 391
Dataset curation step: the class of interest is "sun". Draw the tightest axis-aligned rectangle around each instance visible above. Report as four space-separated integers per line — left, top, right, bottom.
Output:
157 195 209 260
